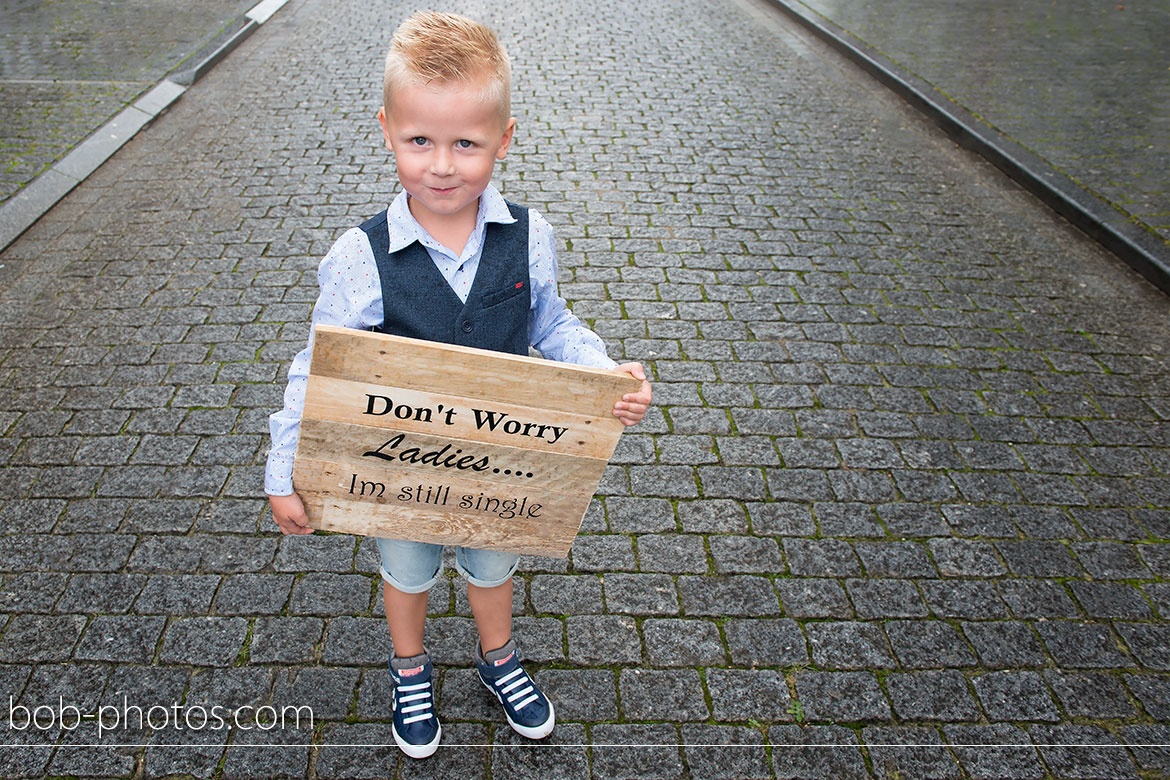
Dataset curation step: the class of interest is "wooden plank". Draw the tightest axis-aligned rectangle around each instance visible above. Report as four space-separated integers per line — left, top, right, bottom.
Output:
294 459 589 557
302 374 622 458
309 324 642 416
298 418 610 493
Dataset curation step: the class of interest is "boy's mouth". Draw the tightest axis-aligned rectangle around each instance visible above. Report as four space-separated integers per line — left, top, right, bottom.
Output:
429 186 457 195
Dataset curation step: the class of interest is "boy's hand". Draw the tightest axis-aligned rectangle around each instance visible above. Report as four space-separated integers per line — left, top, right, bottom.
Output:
269 492 314 535
612 362 652 426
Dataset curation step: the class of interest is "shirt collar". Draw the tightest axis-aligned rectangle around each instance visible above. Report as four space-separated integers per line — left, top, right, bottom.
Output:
383 184 516 256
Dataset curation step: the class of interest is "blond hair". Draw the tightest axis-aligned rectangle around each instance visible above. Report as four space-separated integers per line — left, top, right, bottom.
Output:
383 11 511 123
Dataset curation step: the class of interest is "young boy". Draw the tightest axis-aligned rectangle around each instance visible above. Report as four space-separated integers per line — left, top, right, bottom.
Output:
265 11 651 760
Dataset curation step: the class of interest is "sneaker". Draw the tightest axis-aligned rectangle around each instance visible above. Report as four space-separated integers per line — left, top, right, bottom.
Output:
389 653 441 759
476 639 555 739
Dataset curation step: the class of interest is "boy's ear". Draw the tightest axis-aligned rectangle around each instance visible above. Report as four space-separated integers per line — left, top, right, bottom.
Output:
377 106 393 151
496 117 516 160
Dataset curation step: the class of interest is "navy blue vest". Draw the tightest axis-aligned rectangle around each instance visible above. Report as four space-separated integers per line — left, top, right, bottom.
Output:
360 203 530 356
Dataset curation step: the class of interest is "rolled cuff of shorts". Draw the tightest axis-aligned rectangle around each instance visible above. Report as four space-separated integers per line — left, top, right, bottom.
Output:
454 548 519 589
379 564 439 594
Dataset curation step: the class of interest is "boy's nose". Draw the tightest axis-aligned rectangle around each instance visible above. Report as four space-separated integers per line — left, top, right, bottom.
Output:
429 151 455 176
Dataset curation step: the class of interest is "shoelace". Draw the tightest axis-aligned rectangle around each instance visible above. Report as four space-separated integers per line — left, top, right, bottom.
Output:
492 666 539 711
395 679 435 725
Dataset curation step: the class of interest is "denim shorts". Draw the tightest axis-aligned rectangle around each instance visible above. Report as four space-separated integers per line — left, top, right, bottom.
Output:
375 537 519 593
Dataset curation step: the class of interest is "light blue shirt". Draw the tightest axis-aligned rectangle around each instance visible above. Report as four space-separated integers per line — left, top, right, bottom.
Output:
265 184 616 495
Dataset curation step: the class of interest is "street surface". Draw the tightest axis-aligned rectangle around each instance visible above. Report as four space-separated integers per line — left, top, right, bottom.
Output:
0 0 1168 777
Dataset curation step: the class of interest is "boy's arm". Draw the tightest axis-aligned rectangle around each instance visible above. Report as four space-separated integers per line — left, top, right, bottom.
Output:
526 211 652 425
266 227 383 533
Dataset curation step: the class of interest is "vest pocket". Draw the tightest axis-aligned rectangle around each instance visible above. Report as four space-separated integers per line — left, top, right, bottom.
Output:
481 281 528 309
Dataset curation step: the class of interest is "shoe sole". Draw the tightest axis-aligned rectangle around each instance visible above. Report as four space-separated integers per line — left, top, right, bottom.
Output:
479 676 556 739
392 721 442 759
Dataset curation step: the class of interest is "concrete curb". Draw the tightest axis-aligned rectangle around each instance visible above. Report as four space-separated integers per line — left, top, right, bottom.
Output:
766 0 1170 295
0 0 292 253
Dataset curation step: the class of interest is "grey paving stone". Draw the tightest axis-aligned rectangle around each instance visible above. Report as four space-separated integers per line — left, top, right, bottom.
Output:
944 724 1044 780
1037 621 1134 668
1072 541 1151 579
885 619 977 669
961 621 1048 668
591 724 683 780
287 572 372 616
529 574 603 614
490 723 589 780
602 572 679 615
1068 581 1153 619
681 725 770 780
214 573 293 615
620 668 708 721
272 667 359 721
854 541 936 578
997 579 1083 618
863 726 962 780
314 722 407 779
1028 725 1138 780
921 579 1009 619
636 533 708 573
796 671 892 722
973 671 1060 722
708 535 783 574
605 496 675 532
724 618 808 668
707 668 791 723
248 617 325 665
643 619 725 667
807 620 897 670
678 575 780 617
273 534 357 572
569 534 636 572
1044 670 1137 719
323 616 388 666
220 724 313 780
928 538 1007 577
539 669 618 721
846 578 928 618
886 670 980 722
1121 725 1170 775
565 615 641 664
1125 673 1170 719
133 573 219 614
1116 622 1170 670
159 617 248 666
678 499 748 533
747 502 815 535
769 725 869 780
783 538 861 576
776 577 853 618
73 615 165 663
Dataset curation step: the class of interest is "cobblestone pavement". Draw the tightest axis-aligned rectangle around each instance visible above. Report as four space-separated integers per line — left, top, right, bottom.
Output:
0 0 256 206
1 0 1169 777
793 0 1170 246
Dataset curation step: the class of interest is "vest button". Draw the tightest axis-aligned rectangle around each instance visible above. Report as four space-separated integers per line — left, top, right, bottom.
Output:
461 321 473 333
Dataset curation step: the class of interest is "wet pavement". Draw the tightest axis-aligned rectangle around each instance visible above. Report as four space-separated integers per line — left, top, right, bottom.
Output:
791 0 1170 246
1 0 1170 777
0 0 256 206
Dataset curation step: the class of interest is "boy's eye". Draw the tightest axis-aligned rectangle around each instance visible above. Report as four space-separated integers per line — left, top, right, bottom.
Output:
456 140 474 149
411 137 428 146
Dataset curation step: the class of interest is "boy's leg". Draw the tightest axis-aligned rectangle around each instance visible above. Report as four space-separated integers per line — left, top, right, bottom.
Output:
383 584 428 657
457 547 554 740
376 537 444 759
466 578 512 653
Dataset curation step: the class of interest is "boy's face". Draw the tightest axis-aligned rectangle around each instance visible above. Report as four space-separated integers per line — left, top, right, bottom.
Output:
379 80 515 231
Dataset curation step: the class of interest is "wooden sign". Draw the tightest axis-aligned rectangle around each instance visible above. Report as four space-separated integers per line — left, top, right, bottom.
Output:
292 325 641 557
